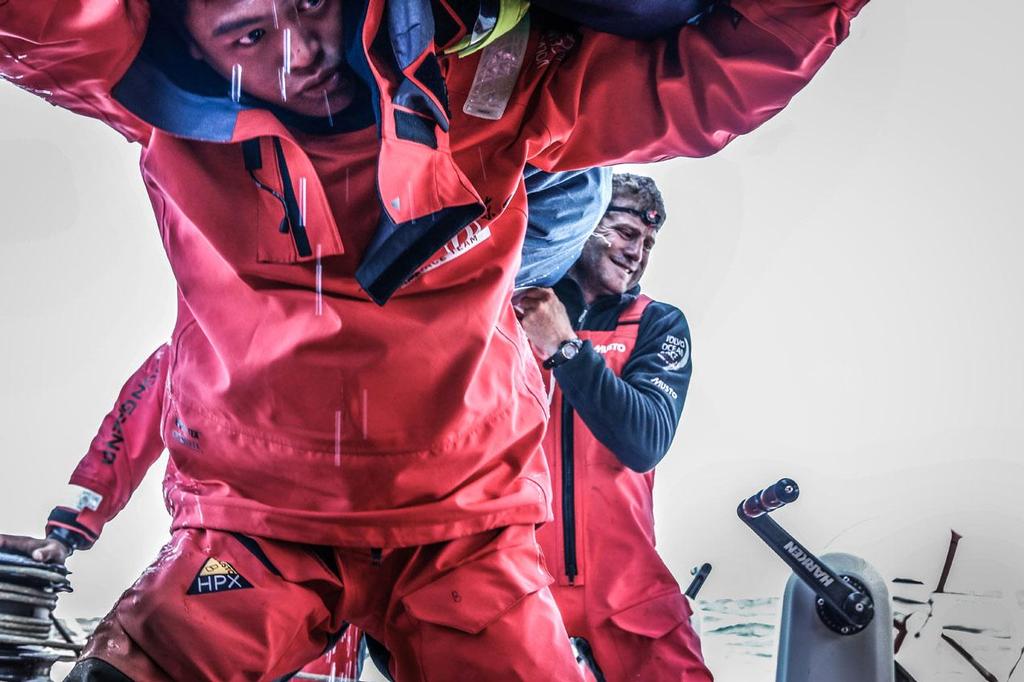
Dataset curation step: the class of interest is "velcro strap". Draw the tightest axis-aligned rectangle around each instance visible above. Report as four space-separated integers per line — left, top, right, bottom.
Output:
45 507 97 551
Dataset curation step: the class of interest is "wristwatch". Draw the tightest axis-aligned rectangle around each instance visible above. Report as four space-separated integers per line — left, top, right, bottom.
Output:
543 338 584 370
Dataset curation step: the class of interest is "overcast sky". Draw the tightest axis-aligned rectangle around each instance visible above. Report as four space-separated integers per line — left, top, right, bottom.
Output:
1 0 1022 670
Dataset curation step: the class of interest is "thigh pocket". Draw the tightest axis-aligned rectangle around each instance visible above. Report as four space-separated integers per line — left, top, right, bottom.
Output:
608 591 692 639
401 541 554 635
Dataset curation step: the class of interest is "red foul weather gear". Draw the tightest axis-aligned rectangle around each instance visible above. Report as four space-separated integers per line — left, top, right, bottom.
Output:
44 346 368 679
45 347 170 551
537 289 710 681
4 0 869 676
76 524 580 681
2 0 871 552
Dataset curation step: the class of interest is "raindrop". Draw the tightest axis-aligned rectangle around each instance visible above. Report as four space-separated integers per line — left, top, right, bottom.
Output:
477 147 488 182
315 243 323 317
324 89 335 127
361 390 368 439
299 176 307 226
282 29 292 75
271 0 279 28
278 67 288 102
334 410 342 467
230 64 243 103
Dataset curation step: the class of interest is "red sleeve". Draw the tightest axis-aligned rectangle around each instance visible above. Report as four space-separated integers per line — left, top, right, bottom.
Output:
46 345 169 549
528 0 870 169
0 0 152 142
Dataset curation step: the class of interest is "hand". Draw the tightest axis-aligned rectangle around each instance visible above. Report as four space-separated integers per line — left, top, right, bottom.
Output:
512 287 577 358
0 534 71 564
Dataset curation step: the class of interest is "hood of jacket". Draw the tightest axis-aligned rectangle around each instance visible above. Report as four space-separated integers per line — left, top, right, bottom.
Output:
112 0 490 304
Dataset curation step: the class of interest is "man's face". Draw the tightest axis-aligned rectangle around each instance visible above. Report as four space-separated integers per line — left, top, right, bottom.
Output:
574 206 659 299
184 0 354 117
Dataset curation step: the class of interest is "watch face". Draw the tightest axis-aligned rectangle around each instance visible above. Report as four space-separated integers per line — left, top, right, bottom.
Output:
562 343 579 360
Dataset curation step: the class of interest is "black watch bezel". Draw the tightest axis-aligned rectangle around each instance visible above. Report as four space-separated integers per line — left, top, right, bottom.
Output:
543 338 583 370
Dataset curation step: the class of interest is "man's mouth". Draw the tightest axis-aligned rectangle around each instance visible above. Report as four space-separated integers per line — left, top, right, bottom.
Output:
296 66 343 97
610 257 635 276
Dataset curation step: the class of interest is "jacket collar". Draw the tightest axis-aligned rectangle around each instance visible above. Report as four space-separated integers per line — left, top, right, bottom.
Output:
111 0 488 305
554 277 642 331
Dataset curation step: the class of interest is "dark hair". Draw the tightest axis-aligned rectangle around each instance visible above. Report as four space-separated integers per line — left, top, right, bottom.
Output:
610 173 667 229
150 0 192 36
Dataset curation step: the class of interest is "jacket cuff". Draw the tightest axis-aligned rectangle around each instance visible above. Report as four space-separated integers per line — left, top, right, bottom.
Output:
45 507 98 551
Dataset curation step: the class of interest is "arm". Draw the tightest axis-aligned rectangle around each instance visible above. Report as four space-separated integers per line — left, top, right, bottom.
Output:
0 0 151 141
517 166 612 289
556 304 692 472
530 0 713 39
528 0 869 169
45 345 170 551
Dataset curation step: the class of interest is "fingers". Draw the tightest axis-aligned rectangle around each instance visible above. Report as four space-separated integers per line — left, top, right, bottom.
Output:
33 539 70 564
0 534 46 555
0 535 68 564
514 287 554 302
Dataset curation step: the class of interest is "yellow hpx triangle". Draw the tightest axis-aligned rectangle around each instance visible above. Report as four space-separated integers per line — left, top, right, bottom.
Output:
187 557 253 595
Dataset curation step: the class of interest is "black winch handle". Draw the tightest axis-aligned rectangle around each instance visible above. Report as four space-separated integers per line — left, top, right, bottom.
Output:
685 563 712 600
738 478 874 631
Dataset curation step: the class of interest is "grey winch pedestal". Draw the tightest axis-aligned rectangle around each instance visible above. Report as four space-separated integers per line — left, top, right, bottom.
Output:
776 552 893 682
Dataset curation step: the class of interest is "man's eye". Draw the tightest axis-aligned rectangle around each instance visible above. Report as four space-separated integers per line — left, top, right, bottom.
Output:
299 0 326 11
238 29 266 47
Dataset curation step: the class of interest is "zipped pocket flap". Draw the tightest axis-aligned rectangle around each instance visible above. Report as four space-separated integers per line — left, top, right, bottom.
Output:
609 591 692 639
401 541 553 635
246 137 345 264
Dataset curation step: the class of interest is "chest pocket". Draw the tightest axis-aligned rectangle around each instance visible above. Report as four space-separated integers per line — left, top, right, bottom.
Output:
243 137 345 264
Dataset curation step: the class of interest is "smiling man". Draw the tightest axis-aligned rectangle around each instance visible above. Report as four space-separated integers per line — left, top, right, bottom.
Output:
0 0 870 678
516 174 704 681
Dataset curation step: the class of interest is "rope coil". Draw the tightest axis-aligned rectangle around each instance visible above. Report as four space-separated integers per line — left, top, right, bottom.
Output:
0 552 80 682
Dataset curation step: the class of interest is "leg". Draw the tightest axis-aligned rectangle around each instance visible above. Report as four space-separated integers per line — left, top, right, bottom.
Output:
372 525 585 681
68 528 344 681
588 616 713 682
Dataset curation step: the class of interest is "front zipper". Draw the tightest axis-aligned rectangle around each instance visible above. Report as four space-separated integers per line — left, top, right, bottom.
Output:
561 303 588 584
561 390 578 583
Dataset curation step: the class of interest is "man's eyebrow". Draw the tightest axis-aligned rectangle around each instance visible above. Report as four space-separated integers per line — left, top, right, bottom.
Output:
212 15 268 37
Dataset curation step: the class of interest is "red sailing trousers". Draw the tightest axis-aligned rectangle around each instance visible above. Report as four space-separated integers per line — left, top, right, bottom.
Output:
81 525 583 681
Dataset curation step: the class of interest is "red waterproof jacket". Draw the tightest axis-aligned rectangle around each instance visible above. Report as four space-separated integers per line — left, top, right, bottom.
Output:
46 347 170 548
3 0 869 548
537 294 692 621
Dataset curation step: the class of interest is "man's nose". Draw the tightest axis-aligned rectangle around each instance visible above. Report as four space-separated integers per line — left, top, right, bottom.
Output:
285 27 321 71
623 238 642 260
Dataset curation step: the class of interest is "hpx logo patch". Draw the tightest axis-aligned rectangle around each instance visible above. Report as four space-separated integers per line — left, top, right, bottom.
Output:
187 558 253 595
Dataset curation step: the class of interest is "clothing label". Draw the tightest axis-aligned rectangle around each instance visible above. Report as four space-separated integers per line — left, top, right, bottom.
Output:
463 17 530 120
410 221 492 279
187 558 253 595
68 485 103 512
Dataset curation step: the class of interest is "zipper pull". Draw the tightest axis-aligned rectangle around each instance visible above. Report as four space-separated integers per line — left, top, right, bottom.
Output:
577 308 589 328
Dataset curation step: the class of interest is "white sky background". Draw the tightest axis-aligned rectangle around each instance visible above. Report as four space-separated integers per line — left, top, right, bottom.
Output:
0 0 1021 642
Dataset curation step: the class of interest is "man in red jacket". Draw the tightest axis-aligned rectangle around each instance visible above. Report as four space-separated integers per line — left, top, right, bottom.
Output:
517 174 706 681
0 0 871 678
